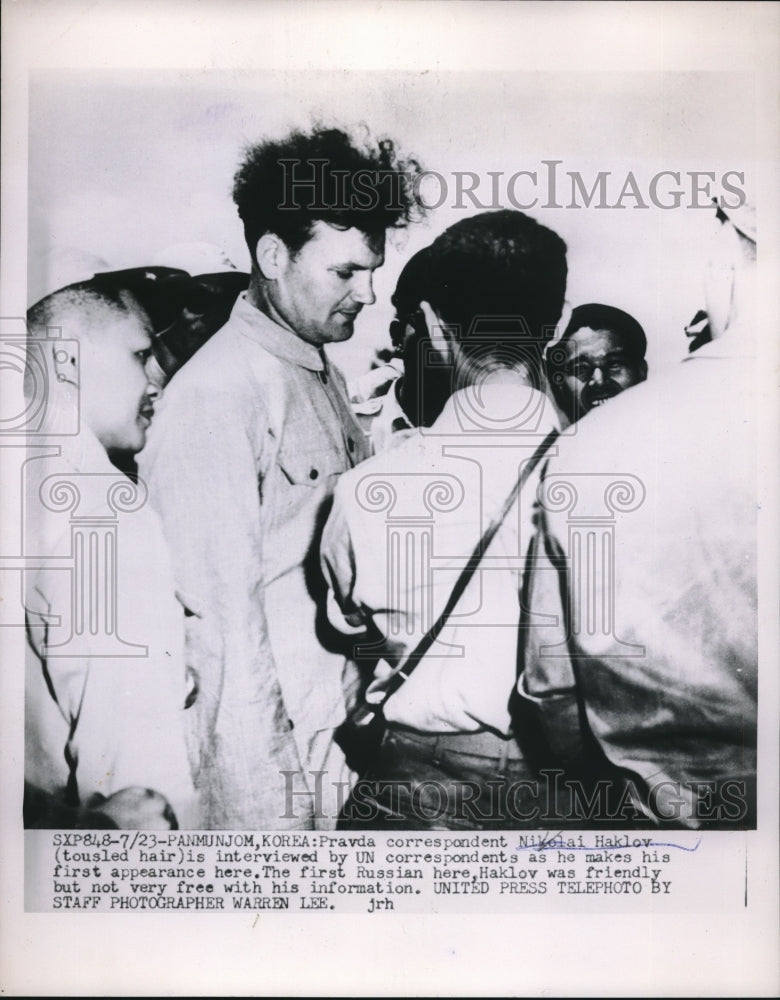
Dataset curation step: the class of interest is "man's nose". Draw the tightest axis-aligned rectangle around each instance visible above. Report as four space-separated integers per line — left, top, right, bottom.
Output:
589 365 605 386
351 272 376 306
145 373 162 402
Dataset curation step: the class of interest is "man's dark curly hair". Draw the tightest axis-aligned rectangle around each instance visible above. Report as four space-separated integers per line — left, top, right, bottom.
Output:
233 126 424 262
391 210 567 380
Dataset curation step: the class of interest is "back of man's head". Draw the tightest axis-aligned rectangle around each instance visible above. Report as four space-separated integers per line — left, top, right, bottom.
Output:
423 209 568 380
27 281 134 396
233 126 423 263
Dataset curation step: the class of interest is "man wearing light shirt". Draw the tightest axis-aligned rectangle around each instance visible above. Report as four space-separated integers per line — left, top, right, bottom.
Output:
321 210 567 829
24 278 198 829
516 198 759 829
139 127 422 828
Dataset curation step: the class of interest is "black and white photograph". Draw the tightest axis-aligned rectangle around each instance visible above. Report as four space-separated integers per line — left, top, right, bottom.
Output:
2 1 778 996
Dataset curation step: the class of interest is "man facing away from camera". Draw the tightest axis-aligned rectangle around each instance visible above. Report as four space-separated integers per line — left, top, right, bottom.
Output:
321 210 566 829
139 127 422 829
516 198 759 829
545 303 648 426
24 279 197 829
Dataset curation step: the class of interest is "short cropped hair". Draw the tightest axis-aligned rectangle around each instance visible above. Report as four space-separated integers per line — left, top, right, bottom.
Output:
233 126 424 262
556 303 647 362
26 281 148 403
27 281 138 340
394 210 568 366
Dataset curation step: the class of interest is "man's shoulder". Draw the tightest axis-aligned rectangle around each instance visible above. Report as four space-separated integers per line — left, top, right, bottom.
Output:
168 319 286 392
335 429 424 496
153 323 294 428
548 355 754 508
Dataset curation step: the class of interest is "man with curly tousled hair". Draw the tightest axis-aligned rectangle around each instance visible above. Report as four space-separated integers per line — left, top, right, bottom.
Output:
139 125 423 829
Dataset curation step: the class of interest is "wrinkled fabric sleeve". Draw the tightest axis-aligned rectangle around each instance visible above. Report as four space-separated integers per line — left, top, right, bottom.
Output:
320 484 367 634
139 382 312 829
30 551 199 827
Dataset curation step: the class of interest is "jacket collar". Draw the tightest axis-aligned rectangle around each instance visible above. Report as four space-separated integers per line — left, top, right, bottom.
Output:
230 292 326 372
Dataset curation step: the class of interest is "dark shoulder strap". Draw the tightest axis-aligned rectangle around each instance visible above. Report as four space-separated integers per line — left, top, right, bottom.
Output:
378 427 559 707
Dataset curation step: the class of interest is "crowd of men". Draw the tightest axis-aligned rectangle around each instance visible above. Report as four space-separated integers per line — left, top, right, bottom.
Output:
23 124 757 831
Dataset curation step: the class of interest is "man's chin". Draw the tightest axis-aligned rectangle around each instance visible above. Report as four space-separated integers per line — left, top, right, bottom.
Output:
326 319 357 343
583 393 619 414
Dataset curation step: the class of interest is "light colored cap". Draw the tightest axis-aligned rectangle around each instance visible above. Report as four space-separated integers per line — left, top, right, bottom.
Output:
151 242 237 276
719 199 756 244
28 245 112 307
714 178 756 244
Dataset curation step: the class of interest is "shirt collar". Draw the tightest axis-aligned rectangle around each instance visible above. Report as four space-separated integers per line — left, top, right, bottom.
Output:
230 292 326 372
431 373 551 433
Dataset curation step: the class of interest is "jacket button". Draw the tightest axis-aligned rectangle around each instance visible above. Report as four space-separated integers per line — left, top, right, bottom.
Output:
309 468 319 480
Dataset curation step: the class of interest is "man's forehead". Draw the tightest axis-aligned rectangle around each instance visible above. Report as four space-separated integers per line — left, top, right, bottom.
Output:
305 221 385 265
564 326 627 355
100 306 153 348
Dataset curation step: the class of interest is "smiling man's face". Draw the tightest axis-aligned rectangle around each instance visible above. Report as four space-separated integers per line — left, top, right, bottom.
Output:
556 326 647 423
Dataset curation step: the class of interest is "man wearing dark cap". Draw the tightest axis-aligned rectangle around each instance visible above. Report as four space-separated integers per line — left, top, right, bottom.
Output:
545 303 648 425
146 243 250 387
139 126 422 829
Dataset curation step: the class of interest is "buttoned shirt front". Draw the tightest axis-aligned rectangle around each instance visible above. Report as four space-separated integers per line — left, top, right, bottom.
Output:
138 293 370 828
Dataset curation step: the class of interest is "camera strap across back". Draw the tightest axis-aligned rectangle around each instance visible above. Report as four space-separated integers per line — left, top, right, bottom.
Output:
376 427 559 710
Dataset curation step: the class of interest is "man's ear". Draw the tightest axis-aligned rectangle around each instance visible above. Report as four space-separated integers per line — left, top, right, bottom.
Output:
255 233 289 281
418 300 454 363
555 300 573 342
52 341 80 390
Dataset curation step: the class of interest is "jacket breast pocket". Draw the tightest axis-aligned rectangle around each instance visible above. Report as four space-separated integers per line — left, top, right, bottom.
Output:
276 443 345 489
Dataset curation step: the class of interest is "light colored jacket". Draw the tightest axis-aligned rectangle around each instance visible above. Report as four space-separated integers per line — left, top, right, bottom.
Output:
25 424 198 825
518 332 758 827
139 293 370 828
